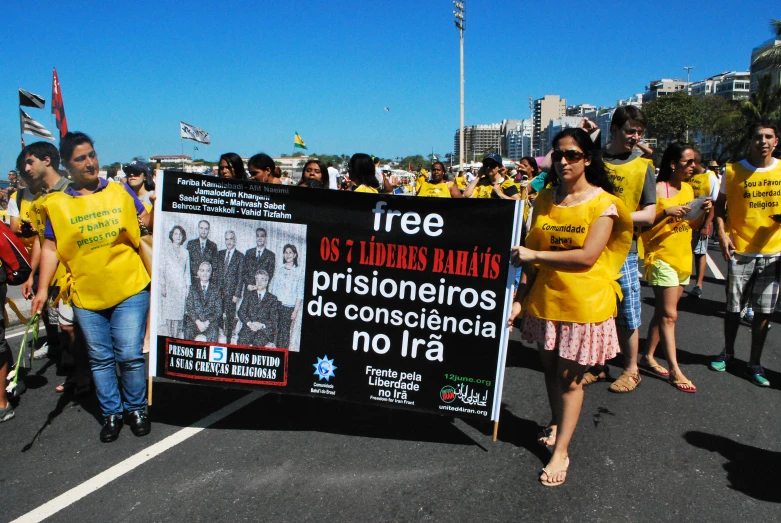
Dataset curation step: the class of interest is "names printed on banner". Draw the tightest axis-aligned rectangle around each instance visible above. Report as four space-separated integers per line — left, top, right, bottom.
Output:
172 177 293 219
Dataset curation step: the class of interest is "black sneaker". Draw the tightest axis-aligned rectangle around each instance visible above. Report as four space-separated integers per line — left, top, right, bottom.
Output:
126 410 151 437
690 286 702 298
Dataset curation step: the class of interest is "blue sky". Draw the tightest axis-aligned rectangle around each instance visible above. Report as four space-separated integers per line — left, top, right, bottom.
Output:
0 1 775 170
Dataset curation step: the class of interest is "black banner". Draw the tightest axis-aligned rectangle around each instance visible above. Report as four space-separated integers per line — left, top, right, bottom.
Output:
150 172 521 420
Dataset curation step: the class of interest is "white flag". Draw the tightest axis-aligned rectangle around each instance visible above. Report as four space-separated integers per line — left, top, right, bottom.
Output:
20 109 55 141
180 121 210 144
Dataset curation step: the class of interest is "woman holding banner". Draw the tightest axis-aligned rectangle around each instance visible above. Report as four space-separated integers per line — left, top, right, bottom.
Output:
508 128 632 487
32 132 152 443
299 159 330 189
218 152 249 181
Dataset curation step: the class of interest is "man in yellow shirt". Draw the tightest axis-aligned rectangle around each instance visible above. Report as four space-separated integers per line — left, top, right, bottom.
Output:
711 121 781 386
585 106 657 393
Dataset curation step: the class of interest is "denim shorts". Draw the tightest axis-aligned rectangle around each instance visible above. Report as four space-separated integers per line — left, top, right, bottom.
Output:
616 254 642 330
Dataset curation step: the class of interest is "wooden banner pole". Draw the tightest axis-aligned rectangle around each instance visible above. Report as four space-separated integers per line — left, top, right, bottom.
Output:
493 421 499 442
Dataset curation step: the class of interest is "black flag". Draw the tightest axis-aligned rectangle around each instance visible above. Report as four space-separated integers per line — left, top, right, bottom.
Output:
19 88 45 109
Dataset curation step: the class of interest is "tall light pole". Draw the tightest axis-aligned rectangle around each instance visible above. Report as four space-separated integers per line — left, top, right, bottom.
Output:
683 66 694 87
683 66 694 141
528 96 534 157
454 1 465 170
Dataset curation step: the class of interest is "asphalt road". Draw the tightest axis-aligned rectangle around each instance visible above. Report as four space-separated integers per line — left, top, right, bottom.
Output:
2 242 780 522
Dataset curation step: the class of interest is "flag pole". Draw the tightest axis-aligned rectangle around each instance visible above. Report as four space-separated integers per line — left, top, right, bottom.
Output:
19 107 25 151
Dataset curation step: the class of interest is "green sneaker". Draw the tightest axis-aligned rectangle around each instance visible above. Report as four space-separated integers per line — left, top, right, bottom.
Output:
746 365 770 387
709 351 733 372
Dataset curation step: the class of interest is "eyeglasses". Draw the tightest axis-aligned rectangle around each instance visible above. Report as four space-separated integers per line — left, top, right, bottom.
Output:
126 171 143 177
681 159 696 166
622 128 644 137
551 150 586 163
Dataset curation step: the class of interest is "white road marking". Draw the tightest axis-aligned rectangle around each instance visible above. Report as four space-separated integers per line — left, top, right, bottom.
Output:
706 253 725 280
10 391 264 523
6 328 36 340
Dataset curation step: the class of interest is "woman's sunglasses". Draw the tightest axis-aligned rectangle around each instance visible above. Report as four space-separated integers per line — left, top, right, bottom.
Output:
551 150 586 163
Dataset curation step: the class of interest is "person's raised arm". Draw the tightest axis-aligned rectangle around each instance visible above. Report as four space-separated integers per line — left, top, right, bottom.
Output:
463 175 480 198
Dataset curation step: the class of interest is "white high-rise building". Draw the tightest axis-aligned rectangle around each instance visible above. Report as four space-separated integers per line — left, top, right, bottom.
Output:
533 95 566 156
543 116 587 151
505 119 533 160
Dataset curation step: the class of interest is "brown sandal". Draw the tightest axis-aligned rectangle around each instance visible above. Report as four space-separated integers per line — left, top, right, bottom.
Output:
582 367 609 386
609 371 641 393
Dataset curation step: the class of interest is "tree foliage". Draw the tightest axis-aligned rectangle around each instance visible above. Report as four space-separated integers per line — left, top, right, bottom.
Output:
398 155 428 171
644 92 704 146
699 96 747 163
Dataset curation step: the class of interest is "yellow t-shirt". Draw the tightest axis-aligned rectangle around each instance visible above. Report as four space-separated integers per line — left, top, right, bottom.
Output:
641 183 694 276
40 183 149 310
604 154 654 212
470 176 518 199
417 180 452 198
524 188 633 323
724 159 781 254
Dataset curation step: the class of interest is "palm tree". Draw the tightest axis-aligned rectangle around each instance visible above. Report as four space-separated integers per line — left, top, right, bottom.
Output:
752 19 781 70
741 74 781 123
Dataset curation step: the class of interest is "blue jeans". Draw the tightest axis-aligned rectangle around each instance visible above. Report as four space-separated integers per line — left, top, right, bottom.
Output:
73 290 149 417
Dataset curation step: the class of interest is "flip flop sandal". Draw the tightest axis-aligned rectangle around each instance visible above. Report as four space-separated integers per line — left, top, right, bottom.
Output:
540 457 570 487
608 371 641 393
582 367 608 386
669 378 697 393
537 426 557 447
640 358 670 378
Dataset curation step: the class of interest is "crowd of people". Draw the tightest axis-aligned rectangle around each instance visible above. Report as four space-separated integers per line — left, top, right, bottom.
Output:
1 110 779 490
508 108 780 487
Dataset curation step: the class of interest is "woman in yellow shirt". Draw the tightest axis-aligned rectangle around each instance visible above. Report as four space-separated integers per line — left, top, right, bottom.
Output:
349 153 381 193
640 143 711 393
416 162 462 198
508 128 632 487
32 132 152 443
